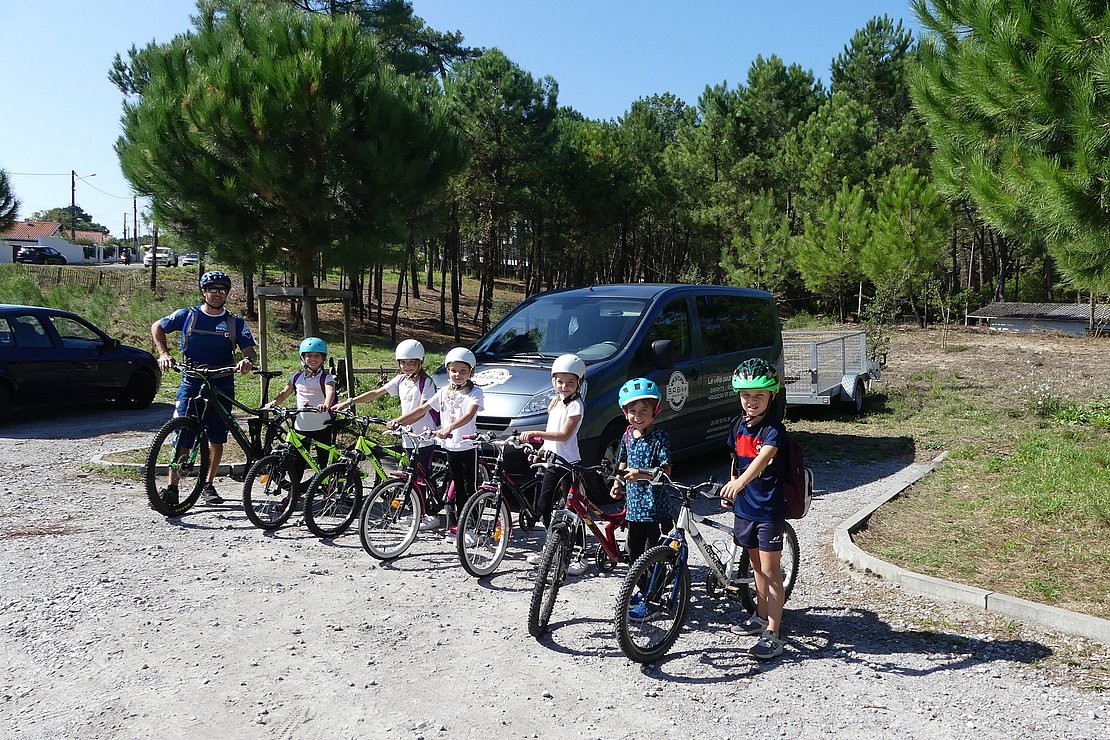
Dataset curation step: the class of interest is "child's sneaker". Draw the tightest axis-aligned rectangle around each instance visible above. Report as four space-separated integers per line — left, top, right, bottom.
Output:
201 483 224 505
443 525 459 543
526 552 542 566
567 558 589 577
748 629 784 661
729 613 768 636
628 600 660 623
418 514 441 531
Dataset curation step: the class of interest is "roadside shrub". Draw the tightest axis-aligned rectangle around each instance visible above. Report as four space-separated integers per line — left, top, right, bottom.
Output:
0 271 46 306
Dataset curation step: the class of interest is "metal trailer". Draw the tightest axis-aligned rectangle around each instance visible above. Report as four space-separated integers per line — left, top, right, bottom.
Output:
782 329 883 413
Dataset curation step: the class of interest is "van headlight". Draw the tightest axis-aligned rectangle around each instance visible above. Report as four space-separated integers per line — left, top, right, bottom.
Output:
519 388 557 416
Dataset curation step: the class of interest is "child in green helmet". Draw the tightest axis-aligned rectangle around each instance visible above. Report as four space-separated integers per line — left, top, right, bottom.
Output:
720 358 787 661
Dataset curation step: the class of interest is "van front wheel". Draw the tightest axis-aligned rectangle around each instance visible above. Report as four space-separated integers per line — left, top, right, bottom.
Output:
598 420 626 469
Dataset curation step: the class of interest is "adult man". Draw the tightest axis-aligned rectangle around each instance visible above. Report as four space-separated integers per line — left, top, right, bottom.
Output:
151 270 257 505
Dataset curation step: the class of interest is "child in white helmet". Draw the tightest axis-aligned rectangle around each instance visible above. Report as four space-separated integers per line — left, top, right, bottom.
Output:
335 339 440 530
390 346 484 542
525 354 589 575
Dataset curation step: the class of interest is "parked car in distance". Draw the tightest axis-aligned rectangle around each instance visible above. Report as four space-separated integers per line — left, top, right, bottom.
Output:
14 246 68 265
0 304 162 419
143 249 177 267
178 252 200 267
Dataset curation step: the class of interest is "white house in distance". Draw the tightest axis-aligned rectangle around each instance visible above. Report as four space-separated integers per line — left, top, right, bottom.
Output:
0 220 117 264
968 301 1109 336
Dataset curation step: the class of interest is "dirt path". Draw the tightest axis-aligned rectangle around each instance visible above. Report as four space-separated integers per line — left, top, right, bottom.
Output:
0 407 1106 739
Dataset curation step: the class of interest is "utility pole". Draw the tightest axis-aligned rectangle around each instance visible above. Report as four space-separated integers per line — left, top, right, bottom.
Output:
70 170 76 242
133 197 138 258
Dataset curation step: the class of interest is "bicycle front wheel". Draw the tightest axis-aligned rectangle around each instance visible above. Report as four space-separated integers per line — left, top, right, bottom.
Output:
145 417 209 516
527 526 570 637
304 462 363 538
242 453 298 530
456 490 511 578
735 520 800 614
614 544 690 664
358 480 421 560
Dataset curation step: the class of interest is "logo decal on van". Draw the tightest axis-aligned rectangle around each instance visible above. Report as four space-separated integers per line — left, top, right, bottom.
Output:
666 371 689 411
472 368 512 388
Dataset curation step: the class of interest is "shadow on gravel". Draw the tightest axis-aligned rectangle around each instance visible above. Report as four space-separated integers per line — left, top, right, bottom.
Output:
1 404 168 439
782 605 1051 675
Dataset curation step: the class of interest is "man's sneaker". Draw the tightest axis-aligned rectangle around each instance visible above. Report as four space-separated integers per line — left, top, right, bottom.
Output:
628 600 660 623
202 483 224 505
730 613 769 636
159 484 179 507
526 552 542 566
748 629 784 661
567 558 589 577
418 514 441 531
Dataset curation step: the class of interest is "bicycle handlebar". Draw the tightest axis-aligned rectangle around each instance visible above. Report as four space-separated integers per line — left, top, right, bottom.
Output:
640 468 722 499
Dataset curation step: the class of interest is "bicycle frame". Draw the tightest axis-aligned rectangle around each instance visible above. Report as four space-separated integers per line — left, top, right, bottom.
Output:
471 433 539 522
544 454 625 564
178 365 277 464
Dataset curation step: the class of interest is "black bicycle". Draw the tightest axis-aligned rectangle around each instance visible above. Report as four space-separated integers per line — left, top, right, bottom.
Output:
144 362 283 516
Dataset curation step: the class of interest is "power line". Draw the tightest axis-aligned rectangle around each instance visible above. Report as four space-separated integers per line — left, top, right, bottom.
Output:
9 171 70 176
76 175 133 200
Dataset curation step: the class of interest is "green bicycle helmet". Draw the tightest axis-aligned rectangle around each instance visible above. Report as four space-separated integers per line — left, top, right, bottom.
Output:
731 358 781 392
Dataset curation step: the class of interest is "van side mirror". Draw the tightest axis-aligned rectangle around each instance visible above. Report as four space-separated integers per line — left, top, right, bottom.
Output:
650 339 674 369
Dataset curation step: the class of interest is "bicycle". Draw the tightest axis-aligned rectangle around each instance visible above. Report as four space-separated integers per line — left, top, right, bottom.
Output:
527 453 622 637
144 362 284 516
300 413 411 539
240 407 350 531
454 431 542 578
612 469 799 664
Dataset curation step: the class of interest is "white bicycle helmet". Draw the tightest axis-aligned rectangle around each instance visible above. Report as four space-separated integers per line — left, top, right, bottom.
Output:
550 353 585 379
444 347 476 368
395 339 425 361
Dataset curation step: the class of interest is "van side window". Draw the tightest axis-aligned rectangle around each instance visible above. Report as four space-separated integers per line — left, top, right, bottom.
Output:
697 295 778 354
645 299 691 361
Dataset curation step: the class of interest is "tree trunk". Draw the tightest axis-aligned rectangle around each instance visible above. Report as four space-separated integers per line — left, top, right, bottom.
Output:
296 260 318 337
390 257 405 346
244 267 256 320
409 236 420 301
450 200 461 342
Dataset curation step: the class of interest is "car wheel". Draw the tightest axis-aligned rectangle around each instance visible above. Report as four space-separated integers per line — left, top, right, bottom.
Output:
119 372 158 409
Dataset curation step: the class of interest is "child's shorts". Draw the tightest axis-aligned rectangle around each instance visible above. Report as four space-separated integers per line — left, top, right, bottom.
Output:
733 517 785 552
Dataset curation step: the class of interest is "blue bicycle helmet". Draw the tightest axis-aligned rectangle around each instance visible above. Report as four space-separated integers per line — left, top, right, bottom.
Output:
299 336 328 357
618 377 662 412
199 270 232 290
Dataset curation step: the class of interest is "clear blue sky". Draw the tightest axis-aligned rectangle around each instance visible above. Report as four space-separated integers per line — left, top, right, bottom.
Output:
0 0 918 236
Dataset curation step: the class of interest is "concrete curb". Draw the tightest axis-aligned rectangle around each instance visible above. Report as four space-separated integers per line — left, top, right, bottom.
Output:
834 452 1110 646
91 448 238 477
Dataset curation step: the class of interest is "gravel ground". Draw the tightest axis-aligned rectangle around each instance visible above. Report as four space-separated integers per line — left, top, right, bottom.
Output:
1 406 1107 739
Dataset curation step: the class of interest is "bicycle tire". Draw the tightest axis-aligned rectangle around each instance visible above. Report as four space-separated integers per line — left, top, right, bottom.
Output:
527 527 569 637
303 461 364 538
456 490 511 578
145 417 209 516
614 544 690 664
735 520 800 614
242 453 298 530
358 479 421 560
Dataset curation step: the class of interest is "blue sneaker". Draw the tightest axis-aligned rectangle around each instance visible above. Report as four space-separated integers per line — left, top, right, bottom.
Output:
628 600 660 623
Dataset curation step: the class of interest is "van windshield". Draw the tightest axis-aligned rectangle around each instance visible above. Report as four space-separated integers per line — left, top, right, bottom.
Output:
475 296 649 361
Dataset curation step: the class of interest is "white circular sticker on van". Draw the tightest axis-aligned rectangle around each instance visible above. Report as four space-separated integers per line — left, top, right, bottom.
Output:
471 368 512 388
666 371 689 412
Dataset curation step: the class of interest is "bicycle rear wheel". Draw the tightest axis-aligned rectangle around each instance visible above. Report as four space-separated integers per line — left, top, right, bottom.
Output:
358 479 421 560
145 417 209 516
303 461 363 538
242 453 298 530
456 490 511 578
614 544 690 664
527 527 570 637
735 520 800 614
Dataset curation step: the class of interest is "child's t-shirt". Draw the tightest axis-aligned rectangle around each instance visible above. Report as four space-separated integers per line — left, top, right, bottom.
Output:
429 385 484 451
541 397 584 463
291 369 335 432
384 373 437 447
728 417 785 522
617 426 672 523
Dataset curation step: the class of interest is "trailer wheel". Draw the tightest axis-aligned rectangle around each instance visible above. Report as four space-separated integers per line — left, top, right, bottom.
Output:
846 380 865 414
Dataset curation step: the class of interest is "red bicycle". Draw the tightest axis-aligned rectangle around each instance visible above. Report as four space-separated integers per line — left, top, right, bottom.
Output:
527 453 623 637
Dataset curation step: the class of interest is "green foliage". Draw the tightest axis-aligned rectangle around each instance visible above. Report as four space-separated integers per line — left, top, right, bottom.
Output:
0 169 20 234
912 0 1110 293
831 15 915 133
0 269 45 306
30 205 108 235
795 179 869 319
720 190 793 293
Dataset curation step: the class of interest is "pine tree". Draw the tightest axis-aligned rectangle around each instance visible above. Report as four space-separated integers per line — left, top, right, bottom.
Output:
795 180 870 320
0 169 19 235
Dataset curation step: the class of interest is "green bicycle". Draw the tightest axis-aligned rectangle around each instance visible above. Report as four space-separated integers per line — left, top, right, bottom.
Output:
241 407 350 530
301 413 412 539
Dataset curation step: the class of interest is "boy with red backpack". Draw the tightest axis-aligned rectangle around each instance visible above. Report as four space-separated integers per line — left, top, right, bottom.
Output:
720 358 789 661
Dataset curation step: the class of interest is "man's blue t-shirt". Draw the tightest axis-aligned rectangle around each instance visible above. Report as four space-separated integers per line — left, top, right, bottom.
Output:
160 306 254 368
618 426 672 523
727 418 785 523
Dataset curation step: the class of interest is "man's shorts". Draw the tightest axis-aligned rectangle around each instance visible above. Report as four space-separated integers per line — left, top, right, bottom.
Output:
733 517 785 552
174 378 234 444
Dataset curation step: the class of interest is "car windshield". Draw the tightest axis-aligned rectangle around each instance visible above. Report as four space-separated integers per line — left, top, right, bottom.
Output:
474 295 648 361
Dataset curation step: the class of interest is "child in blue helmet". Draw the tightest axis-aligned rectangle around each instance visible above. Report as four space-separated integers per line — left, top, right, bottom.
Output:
265 337 337 487
610 377 673 605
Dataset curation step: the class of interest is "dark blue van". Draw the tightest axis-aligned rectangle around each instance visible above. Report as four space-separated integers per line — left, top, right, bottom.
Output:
435 284 784 465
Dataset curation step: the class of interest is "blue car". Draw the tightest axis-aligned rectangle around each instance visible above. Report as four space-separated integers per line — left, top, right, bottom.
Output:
0 305 161 418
